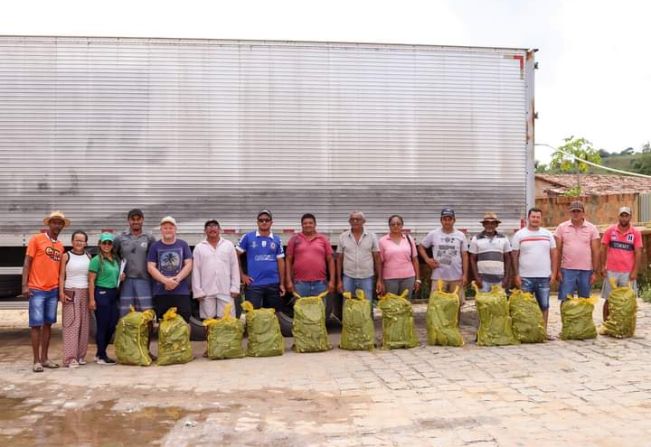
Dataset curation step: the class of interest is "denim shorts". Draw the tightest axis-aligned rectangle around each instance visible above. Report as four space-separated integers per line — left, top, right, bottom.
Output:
521 277 551 311
119 278 153 316
558 268 592 301
342 275 374 303
294 280 328 297
29 288 59 327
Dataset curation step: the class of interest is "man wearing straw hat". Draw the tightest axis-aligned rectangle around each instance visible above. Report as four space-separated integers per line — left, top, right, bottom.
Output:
469 212 512 292
22 211 70 372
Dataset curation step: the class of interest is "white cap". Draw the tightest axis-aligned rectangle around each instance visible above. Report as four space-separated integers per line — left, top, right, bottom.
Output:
618 206 632 216
160 216 177 226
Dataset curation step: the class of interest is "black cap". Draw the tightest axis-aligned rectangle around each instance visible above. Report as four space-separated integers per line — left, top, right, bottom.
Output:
204 219 220 228
257 209 273 219
440 208 455 218
127 208 144 219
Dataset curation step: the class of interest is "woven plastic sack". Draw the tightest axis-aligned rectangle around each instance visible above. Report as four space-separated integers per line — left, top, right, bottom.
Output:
292 291 332 353
378 290 419 349
426 280 463 347
115 307 156 366
242 301 284 357
601 279 637 338
340 290 375 351
204 304 245 359
475 284 519 346
560 295 597 340
157 307 194 366
509 289 546 343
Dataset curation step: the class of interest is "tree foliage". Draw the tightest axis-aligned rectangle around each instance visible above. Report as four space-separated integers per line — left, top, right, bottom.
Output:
550 136 601 174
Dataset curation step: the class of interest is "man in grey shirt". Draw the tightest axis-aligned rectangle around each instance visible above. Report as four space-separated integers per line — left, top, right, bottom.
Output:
336 210 382 303
114 208 156 317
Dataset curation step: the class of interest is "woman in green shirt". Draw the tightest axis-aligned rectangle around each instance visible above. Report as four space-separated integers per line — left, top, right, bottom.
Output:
89 232 121 365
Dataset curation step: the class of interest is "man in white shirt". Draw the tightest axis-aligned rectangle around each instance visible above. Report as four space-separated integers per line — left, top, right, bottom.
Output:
192 219 241 319
511 207 558 336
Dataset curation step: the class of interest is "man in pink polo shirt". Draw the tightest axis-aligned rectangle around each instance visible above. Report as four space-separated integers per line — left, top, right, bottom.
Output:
286 213 336 297
554 201 600 300
600 206 642 321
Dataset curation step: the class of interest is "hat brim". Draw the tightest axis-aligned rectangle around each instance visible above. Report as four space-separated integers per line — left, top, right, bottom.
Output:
43 216 71 227
480 219 501 224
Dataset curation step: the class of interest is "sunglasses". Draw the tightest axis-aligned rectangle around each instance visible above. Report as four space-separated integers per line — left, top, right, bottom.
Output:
258 218 271 223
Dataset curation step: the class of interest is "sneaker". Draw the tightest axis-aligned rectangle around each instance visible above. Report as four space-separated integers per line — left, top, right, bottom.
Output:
66 359 80 368
78 358 87 365
96 357 117 365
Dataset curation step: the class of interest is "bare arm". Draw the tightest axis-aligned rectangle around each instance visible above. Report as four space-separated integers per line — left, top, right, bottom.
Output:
550 247 559 285
555 236 563 281
469 253 480 287
600 243 608 275
511 250 521 288
21 255 33 298
176 258 193 282
461 251 469 285
632 247 642 281
418 244 438 269
590 238 600 284
277 257 286 295
237 251 252 286
373 252 384 295
326 254 335 293
503 252 512 288
88 271 97 310
59 253 70 303
336 253 343 293
285 254 294 293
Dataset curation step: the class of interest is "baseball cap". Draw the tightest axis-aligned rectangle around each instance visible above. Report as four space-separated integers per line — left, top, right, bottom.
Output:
619 206 632 215
99 232 114 243
204 219 220 228
569 201 584 211
440 208 455 218
127 208 144 219
257 209 273 220
160 216 177 226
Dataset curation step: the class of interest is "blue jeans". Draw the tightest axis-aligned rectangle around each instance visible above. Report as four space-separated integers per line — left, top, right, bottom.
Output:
29 288 59 327
245 284 283 311
294 280 327 297
558 268 592 301
342 275 374 303
521 277 551 311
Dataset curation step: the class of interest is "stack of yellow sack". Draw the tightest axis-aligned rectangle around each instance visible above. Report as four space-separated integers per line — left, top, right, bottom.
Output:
340 290 375 351
426 280 463 347
115 307 156 366
292 291 332 353
378 290 419 349
157 308 194 366
204 303 245 359
242 301 284 357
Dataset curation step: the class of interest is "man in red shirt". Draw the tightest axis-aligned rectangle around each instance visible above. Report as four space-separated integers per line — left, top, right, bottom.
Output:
600 206 642 321
286 213 335 297
22 211 69 372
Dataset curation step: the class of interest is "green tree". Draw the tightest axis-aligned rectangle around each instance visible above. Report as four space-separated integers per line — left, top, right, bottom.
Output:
550 136 601 195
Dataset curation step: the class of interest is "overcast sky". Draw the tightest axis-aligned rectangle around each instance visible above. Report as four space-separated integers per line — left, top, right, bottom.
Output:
2 0 649 163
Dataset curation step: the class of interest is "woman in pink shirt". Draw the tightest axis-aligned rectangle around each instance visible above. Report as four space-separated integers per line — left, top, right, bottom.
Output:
379 215 421 298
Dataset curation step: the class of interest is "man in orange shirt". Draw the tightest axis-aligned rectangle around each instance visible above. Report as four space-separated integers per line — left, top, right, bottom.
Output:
22 211 69 372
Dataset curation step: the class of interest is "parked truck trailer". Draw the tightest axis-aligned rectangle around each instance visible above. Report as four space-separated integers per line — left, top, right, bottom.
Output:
0 36 536 307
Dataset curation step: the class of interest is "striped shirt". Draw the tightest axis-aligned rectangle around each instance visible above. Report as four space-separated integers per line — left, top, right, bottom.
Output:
469 232 511 282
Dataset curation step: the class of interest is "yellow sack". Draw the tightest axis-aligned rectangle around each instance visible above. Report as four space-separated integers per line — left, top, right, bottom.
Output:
115 307 156 366
509 290 546 343
475 283 519 346
242 301 284 357
378 290 419 349
560 296 598 340
292 292 332 353
157 307 194 366
204 304 245 359
426 280 463 347
601 279 637 338
340 290 375 351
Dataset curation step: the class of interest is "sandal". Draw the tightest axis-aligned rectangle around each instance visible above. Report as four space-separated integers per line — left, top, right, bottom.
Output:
33 363 44 373
42 359 60 369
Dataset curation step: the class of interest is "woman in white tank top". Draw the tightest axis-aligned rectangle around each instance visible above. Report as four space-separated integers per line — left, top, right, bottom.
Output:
58 231 91 367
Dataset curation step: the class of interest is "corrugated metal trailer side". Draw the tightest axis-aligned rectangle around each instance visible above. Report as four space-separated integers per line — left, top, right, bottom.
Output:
0 36 535 244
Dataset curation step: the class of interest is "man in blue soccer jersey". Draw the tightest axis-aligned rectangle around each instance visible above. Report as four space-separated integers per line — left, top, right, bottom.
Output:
237 210 286 311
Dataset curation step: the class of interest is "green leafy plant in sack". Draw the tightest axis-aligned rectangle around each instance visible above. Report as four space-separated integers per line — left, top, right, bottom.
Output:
509 289 546 343
426 279 463 347
115 307 156 366
474 283 519 346
157 307 194 366
242 301 284 357
378 289 419 349
204 303 245 359
340 290 375 351
560 295 597 340
292 291 332 353
601 279 637 338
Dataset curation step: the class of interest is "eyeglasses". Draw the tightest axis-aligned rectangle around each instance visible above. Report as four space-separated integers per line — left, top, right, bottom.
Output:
206 224 219 228
257 218 271 223
100 241 113 245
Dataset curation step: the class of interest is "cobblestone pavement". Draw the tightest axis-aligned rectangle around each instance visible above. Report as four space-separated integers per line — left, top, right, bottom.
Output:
1 297 650 446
